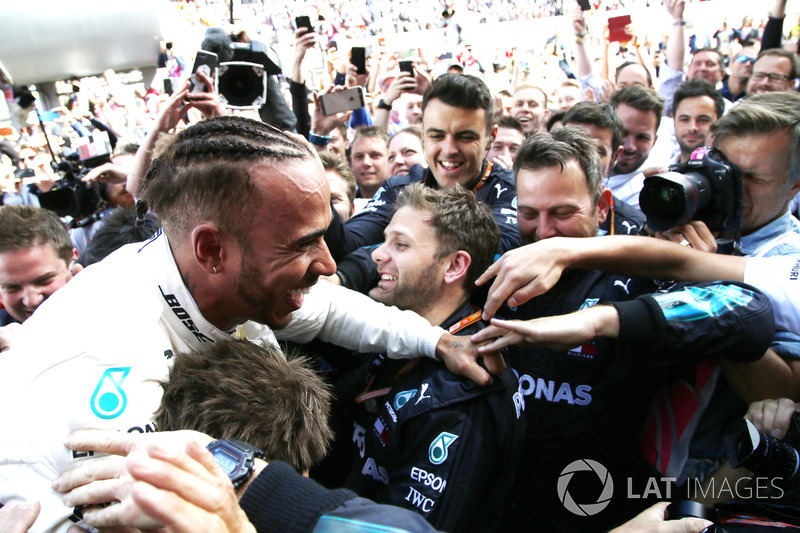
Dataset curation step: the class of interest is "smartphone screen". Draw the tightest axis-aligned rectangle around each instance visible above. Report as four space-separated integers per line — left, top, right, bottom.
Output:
190 50 218 93
577 0 591 10
351 47 367 75
295 16 312 34
398 60 414 76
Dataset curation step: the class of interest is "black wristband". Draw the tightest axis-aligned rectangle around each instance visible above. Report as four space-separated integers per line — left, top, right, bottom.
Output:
377 99 393 111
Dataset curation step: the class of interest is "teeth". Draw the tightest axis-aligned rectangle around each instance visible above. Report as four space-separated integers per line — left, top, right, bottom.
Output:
381 274 398 281
440 161 461 169
288 287 310 297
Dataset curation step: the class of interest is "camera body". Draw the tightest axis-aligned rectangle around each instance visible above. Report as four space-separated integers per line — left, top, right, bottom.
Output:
39 142 111 225
639 147 742 233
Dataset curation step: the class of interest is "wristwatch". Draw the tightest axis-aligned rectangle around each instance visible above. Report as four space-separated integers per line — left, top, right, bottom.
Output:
377 99 393 111
206 439 265 490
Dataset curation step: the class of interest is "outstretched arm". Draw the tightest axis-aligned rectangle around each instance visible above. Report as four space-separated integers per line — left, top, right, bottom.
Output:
664 0 686 72
476 234 744 320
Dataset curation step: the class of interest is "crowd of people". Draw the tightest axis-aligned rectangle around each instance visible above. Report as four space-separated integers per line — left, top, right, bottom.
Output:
2 0 800 532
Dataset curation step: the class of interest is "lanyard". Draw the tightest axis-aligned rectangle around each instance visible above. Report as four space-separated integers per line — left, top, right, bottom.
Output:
355 309 483 404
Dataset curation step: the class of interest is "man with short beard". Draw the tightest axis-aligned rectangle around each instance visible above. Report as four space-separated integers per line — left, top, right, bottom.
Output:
0 117 497 532
672 79 725 163
470 126 773 532
337 183 525 532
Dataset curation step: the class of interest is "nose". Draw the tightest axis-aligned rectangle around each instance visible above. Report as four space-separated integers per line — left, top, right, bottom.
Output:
622 135 635 152
371 242 389 265
537 214 558 241
312 240 337 277
441 135 458 155
21 286 45 310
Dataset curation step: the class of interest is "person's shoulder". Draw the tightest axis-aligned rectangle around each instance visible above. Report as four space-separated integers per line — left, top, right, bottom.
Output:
488 165 516 185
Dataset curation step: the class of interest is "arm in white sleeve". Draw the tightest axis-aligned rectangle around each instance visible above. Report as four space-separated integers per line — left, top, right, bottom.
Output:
274 281 444 360
744 257 800 333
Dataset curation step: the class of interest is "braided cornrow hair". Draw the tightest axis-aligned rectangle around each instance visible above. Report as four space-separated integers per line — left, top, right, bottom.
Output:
140 116 314 240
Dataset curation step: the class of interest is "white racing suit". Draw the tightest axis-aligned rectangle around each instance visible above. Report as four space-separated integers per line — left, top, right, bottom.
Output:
0 230 444 532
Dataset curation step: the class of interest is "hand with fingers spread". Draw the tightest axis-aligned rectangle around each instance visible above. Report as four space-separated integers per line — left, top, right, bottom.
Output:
54 429 214 531
475 238 575 320
435 332 505 386
126 440 257 533
470 305 619 354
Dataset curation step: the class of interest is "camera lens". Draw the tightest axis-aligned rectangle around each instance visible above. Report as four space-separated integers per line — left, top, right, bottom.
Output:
640 171 711 231
730 419 800 485
218 63 265 108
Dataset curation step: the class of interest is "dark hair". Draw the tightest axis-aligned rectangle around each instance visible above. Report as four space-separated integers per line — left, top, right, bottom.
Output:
756 48 800 80
393 182 498 289
562 101 624 153
156 338 333 473
318 151 357 205
0 205 72 264
514 127 603 205
672 79 725 121
546 110 566 131
422 73 493 133
610 85 664 130
615 61 653 88
78 207 161 266
140 116 314 243
494 115 524 135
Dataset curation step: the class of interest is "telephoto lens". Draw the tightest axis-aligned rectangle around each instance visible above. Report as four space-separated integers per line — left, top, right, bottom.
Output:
728 418 800 486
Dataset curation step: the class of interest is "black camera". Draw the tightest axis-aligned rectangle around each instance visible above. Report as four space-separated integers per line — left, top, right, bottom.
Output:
39 142 111 226
639 147 742 233
727 412 800 487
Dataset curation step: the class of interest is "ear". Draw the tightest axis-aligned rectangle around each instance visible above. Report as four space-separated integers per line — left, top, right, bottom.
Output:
608 144 625 169
68 248 82 277
787 177 800 200
443 250 472 286
596 187 613 225
191 224 230 276
487 124 498 145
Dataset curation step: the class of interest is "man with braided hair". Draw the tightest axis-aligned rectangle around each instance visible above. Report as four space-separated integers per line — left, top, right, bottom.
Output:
0 116 501 533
